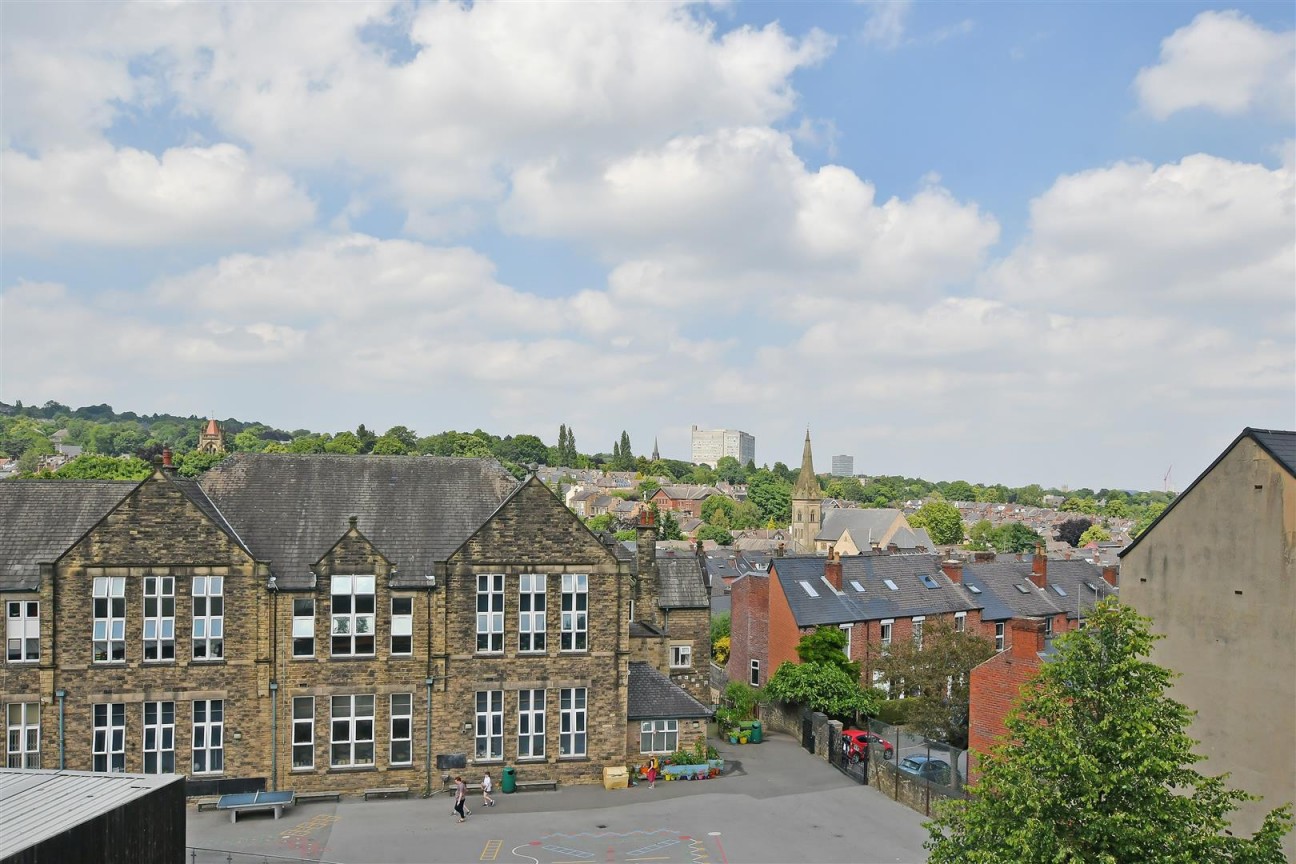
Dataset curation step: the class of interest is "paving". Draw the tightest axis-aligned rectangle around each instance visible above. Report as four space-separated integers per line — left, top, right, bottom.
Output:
186 732 931 864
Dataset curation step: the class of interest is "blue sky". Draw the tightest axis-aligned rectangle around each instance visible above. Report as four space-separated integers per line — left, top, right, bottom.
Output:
2 1 1292 489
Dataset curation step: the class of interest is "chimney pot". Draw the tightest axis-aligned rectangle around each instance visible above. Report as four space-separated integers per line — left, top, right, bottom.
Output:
824 554 843 591
1029 544 1047 588
348 515 358 529
1101 565 1119 587
941 560 963 584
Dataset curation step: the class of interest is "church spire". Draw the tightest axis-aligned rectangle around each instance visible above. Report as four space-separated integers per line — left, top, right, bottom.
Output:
652 437 660 462
793 429 819 500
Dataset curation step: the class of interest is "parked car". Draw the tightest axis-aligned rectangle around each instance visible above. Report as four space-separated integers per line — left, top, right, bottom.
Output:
840 729 894 763
896 755 961 786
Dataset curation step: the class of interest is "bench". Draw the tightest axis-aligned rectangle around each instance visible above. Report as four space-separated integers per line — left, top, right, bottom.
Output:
515 779 559 792
195 796 221 812
295 790 343 804
216 791 296 823
363 785 411 800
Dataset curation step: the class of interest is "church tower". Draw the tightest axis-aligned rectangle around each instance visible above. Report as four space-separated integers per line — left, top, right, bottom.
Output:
790 430 822 554
197 418 226 455
651 438 660 462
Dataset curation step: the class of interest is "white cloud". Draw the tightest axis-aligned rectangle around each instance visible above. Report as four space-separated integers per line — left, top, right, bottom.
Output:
860 0 911 49
1135 10 1296 119
985 154 1295 330
3 144 315 249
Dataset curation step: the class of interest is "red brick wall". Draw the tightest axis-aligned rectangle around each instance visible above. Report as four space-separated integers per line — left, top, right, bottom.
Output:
766 570 803 676
967 618 1047 783
727 573 768 687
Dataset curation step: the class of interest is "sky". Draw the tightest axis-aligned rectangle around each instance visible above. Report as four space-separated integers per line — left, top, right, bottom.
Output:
1 1 1293 491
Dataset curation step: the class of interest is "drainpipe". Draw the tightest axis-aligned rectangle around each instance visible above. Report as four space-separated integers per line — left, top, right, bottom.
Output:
424 676 435 797
269 682 279 790
56 689 67 769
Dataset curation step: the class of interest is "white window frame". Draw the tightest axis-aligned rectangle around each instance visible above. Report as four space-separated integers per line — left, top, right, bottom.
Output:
330 694 375 767
331 575 376 657
995 622 1005 651
192 699 224 774
749 659 760 686
559 687 586 757
7 601 39 663
670 643 693 669
872 668 890 696
839 624 852 660
92 577 126 663
142 576 175 662
560 574 588 652
912 616 925 650
390 693 412 766
879 619 894 651
518 574 547 653
390 597 413 656
954 612 966 633
640 719 678 754
1044 617 1054 641
6 702 39 768
475 690 503 761
93 703 125 772
292 597 315 657
191 575 224 660
142 700 175 774
476 574 504 654
517 688 546 760
292 696 314 770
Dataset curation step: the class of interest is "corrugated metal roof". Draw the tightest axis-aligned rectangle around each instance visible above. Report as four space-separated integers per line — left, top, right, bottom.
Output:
0 769 183 858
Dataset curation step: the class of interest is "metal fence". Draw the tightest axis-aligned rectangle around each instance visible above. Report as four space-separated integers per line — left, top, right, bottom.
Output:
865 717 968 816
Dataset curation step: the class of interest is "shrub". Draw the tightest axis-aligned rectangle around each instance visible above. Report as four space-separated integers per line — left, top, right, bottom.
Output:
878 698 912 726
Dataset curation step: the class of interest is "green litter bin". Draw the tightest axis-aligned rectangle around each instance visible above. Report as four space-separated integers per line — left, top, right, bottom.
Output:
750 721 763 743
502 766 516 794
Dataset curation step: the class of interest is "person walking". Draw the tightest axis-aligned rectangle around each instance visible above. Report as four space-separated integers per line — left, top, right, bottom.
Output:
453 775 470 822
646 760 657 789
481 771 496 807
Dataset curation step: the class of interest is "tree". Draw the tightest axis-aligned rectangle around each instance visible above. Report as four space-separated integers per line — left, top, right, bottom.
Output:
871 618 993 746
50 454 152 480
700 494 736 527
989 522 1043 554
695 524 734 546
1132 501 1167 538
1057 517 1093 547
909 500 965 545
795 626 860 681
323 431 362 454
1078 524 1112 546
765 661 880 720
746 469 791 524
926 600 1293 862
942 480 976 502
657 508 683 541
714 456 745 484
965 519 995 550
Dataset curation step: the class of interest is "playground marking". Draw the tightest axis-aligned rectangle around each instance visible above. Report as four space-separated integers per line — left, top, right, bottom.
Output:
280 813 339 838
481 839 503 861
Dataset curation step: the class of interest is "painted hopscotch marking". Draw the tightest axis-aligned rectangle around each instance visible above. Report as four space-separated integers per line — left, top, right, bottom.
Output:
627 838 680 856
541 845 594 859
687 836 710 864
481 839 503 861
280 813 339 838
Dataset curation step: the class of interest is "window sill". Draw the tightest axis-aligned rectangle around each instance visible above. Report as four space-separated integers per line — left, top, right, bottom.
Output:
515 757 546 763
389 654 413 659
291 656 318 662
327 765 378 774
473 653 505 659
190 659 226 665
557 756 590 762
328 655 377 661
290 767 316 773
472 758 505 765
558 650 589 655
388 763 414 770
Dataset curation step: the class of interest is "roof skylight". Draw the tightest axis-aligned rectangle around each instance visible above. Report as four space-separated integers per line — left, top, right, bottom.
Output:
850 580 865 593
1014 583 1030 594
1051 585 1067 597
920 575 940 589
799 581 819 598
883 579 899 591
967 584 982 594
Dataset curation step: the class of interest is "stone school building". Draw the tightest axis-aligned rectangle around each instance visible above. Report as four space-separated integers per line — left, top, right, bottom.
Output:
0 454 710 795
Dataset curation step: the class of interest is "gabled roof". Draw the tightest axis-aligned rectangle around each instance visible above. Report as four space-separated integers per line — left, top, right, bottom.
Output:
960 557 1115 622
627 662 712 720
0 480 138 590
817 509 904 544
1121 427 1296 559
657 556 709 608
200 453 517 588
656 485 716 501
772 553 978 627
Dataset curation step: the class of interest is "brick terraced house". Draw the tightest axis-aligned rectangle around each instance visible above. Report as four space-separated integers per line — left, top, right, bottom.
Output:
0 454 709 796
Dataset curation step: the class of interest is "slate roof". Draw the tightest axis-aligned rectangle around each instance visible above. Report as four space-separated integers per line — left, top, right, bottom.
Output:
960 557 1115 622
0 480 137 590
1122 427 1296 559
772 553 978 628
657 485 716 501
627 662 712 720
200 454 518 588
657 556 709 608
817 509 904 545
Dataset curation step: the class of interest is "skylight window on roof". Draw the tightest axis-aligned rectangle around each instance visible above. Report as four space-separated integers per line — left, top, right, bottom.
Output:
1051 585 1067 597
1014 583 1030 594
1084 581 1097 592
920 575 940 589
883 579 899 591
967 584 982 594
850 580 865 593
799 581 819 598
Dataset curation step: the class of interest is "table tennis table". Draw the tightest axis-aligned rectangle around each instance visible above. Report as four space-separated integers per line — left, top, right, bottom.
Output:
215 790 296 823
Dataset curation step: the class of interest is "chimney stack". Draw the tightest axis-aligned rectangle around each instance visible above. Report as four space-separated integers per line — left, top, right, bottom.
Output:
1101 565 1119 587
161 447 173 469
635 509 660 624
776 542 785 558
1010 618 1047 660
695 538 704 558
941 559 963 584
1029 542 1047 588
824 546 842 590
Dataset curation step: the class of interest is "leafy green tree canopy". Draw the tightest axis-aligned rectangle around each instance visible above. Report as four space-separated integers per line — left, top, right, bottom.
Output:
765 661 880 720
695 524 734 546
795 626 861 681
1057 517 1093 547
1078 524 1112 546
926 600 1293 863
909 499 965 545
50 454 152 480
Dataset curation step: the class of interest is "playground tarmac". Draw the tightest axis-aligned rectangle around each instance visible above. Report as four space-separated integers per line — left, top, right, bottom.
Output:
186 732 931 864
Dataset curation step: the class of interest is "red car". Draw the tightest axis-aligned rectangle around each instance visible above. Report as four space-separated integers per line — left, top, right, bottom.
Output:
841 729 894 763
